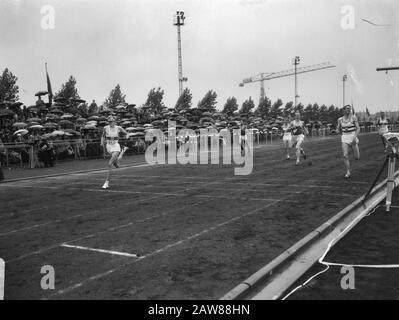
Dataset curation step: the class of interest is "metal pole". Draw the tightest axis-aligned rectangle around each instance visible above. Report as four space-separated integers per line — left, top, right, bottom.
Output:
260 73 265 104
295 62 297 108
177 24 183 96
342 75 347 107
174 11 185 97
294 56 300 108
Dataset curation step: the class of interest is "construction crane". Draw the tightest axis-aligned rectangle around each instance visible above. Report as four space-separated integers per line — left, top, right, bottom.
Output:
377 66 399 73
239 60 336 106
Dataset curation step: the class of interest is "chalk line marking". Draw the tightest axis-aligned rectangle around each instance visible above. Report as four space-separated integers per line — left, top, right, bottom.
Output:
47 200 280 298
0 179 231 237
6 186 244 263
60 244 139 258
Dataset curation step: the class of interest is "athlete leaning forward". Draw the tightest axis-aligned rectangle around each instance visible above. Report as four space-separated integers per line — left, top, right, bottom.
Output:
239 122 252 156
282 117 293 160
101 116 129 189
337 105 360 179
376 111 390 149
288 112 308 166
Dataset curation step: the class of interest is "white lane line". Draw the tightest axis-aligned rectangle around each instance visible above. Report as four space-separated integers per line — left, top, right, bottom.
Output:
0 215 84 237
5 184 241 263
0 186 206 237
60 244 138 258
0 184 186 197
47 200 280 298
108 175 370 185
1 162 152 184
0 183 355 205
0 180 341 193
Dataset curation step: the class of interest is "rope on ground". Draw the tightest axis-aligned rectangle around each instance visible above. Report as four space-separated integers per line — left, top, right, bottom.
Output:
282 205 399 300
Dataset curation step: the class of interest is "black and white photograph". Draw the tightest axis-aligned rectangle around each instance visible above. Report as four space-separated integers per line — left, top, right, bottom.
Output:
0 0 399 306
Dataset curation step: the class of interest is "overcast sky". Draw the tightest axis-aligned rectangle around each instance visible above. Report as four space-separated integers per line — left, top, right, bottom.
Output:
0 0 398 113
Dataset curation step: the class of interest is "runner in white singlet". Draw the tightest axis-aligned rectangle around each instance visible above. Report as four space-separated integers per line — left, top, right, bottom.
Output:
337 105 360 179
376 112 390 148
282 118 292 160
101 116 128 189
288 112 309 166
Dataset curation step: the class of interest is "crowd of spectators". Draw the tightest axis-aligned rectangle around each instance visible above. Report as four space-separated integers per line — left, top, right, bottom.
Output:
0 95 384 168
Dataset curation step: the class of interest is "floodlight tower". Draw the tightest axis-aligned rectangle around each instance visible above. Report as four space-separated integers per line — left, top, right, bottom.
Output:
173 11 187 97
342 74 348 107
294 56 300 108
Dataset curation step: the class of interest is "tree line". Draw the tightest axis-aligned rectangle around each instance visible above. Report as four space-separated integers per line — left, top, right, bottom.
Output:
0 68 372 125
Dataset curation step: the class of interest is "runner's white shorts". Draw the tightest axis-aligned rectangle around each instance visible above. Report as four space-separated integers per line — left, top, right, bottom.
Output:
291 134 304 147
341 133 359 145
106 141 121 154
283 134 292 147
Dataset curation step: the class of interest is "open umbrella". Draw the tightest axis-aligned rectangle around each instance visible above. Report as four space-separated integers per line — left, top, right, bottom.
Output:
61 114 74 119
151 120 164 127
46 114 61 121
50 130 66 136
13 129 29 136
76 117 87 122
83 124 97 130
41 133 52 139
59 119 73 125
52 102 67 107
12 122 27 128
29 124 44 130
50 108 63 115
127 132 145 137
199 117 214 123
70 98 86 104
27 121 40 127
64 129 81 136
27 117 42 123
35 90 48 97
186 123 199 129
88 115 100 120
44 122 58 129
27 107 39 114
126 127 145 132
53 97 67 103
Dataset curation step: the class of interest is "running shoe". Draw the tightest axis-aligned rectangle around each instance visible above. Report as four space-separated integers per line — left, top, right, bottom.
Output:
344 172 351 179
102 181 109 189
295 160 300 166
301 149 307 160
286 155 290 160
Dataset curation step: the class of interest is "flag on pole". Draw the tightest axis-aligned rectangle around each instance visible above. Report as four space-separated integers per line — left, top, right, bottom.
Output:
366 108 370 117
45 63 53 105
